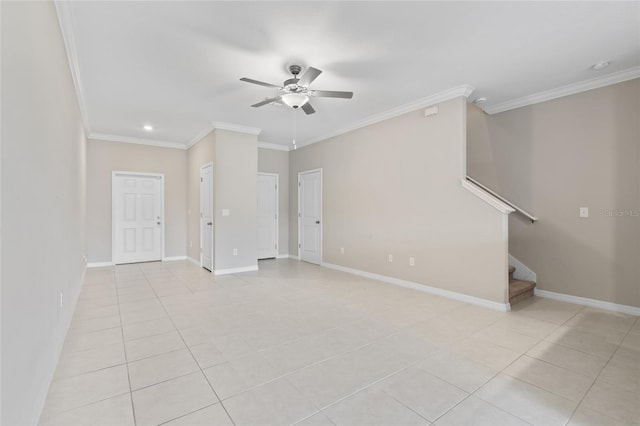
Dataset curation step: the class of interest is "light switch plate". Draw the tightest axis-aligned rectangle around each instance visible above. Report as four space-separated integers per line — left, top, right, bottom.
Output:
222 209 230 216
580 207 589 218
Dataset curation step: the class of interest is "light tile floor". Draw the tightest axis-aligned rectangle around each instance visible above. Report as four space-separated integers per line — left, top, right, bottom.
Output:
40 260 640 426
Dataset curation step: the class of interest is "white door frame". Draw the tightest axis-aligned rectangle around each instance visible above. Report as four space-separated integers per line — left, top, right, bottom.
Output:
297 168 323 263
258 172 279 259
112 171 165 264
200 163 214 270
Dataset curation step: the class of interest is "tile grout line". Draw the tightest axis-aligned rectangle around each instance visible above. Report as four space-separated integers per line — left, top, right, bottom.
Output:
141 265 238 426
113 264 145 426
560 314 639 426
42 269 134 422
49 262 639 426
468 303 638 426
436 301 589 426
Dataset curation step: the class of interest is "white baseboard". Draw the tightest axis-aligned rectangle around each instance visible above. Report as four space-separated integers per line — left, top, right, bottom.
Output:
276 254 299 260
214 265 259 276
535 289 640 316
87 261 113 268
509 255 536 282
322 262 510 312
187 256 200 266
163 256 187 262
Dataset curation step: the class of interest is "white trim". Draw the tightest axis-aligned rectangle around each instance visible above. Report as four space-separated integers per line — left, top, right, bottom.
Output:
185 125 215 149
276 254 290 259
502 214 511 304
484 67 640 115
163 256 187 262
112 171 165 265
298 168 323 265
323 262 510 312
211 121 262 135
87 261 113 268
299 85 475 148
214 265 259 276
258 172 279 260
461 179 515 215
509 255 537 282
54 1 90 135
200 163 214 271
258 141 291 151
535 289 640 316
187 256 201 266
90 133 186 150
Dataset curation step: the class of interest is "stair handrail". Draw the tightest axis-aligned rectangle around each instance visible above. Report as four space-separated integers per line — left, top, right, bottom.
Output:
465 176 538 223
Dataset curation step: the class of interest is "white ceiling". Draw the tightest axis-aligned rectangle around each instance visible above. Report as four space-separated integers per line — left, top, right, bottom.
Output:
59 1 640 148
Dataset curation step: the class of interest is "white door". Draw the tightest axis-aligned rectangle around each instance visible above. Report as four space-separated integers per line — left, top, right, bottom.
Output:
113 173 163 264
200 164 213 271
298 169 322 264
258 173 278 259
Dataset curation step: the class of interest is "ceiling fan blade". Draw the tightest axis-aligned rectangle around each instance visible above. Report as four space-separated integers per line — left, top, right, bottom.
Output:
240 77 281 89
251 96 282 107
311 90 353 99
301 102 316 115
298 67 322 86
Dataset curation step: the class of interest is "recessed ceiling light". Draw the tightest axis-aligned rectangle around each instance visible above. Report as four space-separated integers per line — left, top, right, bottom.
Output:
473 97 487 104
592 61 610 70
143 125 153 131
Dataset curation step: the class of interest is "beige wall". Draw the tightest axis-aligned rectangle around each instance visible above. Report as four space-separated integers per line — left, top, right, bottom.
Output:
186 131 215 262
214 130 258 271
289 97 509 304
186 129 258 271
1 2 87 424
258 148 289 256
467 79 640 307
86 139 187 263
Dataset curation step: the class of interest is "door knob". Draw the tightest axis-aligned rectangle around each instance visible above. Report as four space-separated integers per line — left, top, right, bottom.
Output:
207 222 212 226
315 220 320 224
157 221 161 225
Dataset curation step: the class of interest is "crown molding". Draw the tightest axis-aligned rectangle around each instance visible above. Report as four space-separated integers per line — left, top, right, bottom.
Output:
298 85 475 148
89 133 186 150
484 66 640 115
211 121 262 135
185 124 215 149
258 141 291 152
54 1 91 135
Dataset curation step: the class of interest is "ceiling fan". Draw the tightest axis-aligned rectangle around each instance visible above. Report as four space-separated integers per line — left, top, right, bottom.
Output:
240 65 353 115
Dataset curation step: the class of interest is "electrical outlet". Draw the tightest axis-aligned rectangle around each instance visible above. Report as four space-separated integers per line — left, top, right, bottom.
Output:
409 257 415 266
340 247 345 254
388 254 393 263
580 207 589 218
233 248 238 256
190 241 193 248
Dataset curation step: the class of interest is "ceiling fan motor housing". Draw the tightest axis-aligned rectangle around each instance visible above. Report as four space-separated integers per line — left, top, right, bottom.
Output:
289 65 302 76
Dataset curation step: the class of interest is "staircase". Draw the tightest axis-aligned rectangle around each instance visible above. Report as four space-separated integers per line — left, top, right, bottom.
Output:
509 265 536 305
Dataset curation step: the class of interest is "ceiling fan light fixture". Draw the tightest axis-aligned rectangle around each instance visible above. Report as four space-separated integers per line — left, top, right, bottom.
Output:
281 93 309 109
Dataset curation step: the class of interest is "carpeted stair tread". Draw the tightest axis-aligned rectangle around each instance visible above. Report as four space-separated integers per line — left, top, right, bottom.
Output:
509 278 536 305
